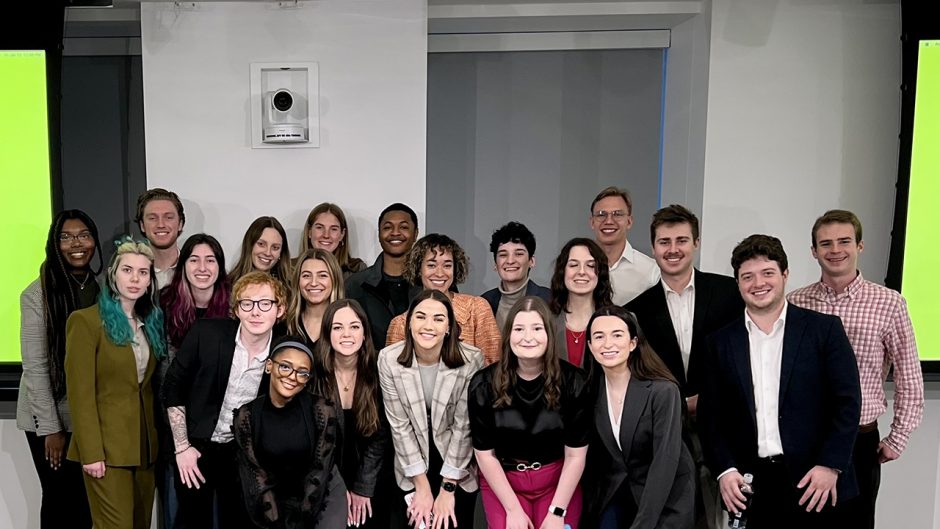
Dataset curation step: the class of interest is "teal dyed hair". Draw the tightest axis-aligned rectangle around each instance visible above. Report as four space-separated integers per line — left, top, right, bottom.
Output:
99 237 168 360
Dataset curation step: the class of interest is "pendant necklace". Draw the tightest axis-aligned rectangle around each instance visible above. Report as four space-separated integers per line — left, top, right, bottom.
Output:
336 369 356 392
70 272 90 291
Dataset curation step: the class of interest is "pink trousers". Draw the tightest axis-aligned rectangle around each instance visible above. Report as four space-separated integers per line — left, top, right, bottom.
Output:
479 459 582 529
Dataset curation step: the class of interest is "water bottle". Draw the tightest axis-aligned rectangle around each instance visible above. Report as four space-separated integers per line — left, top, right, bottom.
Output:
728 473 754 528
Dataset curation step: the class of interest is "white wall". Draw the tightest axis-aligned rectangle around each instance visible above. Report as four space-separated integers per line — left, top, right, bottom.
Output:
140 1 428 262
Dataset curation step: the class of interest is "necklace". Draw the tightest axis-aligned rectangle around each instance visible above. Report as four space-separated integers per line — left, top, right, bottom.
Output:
70 272 91 291
569 329 585 344
335 369 356 392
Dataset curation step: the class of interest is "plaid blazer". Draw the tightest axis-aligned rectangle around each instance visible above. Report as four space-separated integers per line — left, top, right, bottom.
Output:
377 341 483 492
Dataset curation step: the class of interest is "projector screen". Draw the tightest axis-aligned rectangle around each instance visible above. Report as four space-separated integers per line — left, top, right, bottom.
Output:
901 40 940 362
0 50 54 364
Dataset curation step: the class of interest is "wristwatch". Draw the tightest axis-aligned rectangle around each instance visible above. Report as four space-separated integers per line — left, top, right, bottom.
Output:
441 481 457 493
548 505 567 517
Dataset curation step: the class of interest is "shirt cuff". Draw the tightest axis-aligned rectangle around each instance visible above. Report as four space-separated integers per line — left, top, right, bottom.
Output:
883 431 907 455
403 460 428 478
440 462 469 481
717 467 738 481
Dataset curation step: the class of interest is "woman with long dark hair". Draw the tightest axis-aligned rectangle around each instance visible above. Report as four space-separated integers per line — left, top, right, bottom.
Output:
298 202 366 279
66 237 167 529
310 299 392 528
549 238 613 369
229 216 292 285
285 249 344 348
469 296 590 529
17 209 103 529
378 289 483 529
582 306 694 528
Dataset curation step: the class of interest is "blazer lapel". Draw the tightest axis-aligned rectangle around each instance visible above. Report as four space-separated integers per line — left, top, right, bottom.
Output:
650 287 685 386
778 305 806 405
554 313 570 364
402 364 429 435
431 363 459 434
730 324 757 424
594 377 625 463
217 325 238 399
620 378 651 464
690 269 709 345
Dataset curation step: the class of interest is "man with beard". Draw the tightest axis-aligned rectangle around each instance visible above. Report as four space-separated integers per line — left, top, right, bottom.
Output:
346 203 421 349
136 188 185 289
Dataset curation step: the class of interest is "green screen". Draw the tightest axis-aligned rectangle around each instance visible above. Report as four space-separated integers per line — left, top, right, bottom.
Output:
902 40 940 361
0 50 53 363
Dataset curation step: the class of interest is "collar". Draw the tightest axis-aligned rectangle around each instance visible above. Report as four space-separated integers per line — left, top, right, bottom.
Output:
744 301 788 335
499 278 529 296
235 325 274 361
610 240 637 268
814 271 865 299
155 246 180 274
661 271 695 295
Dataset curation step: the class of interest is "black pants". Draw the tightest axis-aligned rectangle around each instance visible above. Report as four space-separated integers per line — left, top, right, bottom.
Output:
175 440 250 529
25 431 92 529
745 457 844 529
837 427 880 529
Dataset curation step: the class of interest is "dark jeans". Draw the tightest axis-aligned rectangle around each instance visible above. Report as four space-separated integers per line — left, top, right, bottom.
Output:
837 427 881 529
25 431 92 529
175 440 250 529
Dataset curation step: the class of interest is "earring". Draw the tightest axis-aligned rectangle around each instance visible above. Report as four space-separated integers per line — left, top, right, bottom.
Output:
265 369 271 374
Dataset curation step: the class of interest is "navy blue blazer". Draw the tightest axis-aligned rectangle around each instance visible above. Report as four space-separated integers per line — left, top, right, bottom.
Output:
480 279 552 317
697 304 861 500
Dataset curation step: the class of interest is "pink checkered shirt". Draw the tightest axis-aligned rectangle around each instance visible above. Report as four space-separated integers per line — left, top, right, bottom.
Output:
788 273 924 453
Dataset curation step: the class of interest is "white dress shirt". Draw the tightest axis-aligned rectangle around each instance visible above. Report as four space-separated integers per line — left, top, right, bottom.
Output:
210 327 270 443
608 240 661 305
745 303 787 458
663 275 695 375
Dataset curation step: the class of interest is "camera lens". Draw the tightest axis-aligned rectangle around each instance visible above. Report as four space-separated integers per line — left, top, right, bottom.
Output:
273 90 293 112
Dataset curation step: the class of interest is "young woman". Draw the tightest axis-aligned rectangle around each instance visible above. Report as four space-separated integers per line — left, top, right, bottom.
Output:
549 238 613 368
378 289 484 529
468 296 590 529
385 234 501 365
310 299 392 529
229 216 291 285
17 210 102 529
285 249 344 349
298 202 366 278
583 306 694 529
233 337 347 529
65 237 167 529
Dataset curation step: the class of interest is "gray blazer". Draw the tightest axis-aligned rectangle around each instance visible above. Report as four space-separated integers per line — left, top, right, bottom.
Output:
377 341 483 493
16 279 72 435
586 377 695 529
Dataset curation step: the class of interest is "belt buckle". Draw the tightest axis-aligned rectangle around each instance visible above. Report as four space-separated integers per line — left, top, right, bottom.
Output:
515 461 542 472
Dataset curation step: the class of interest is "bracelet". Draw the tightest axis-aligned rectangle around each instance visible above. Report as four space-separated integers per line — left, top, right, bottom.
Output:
174 444 191 455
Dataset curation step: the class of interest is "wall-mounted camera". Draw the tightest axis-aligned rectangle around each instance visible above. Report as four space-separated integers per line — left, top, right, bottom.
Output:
250 62 319 148
263 88 307 143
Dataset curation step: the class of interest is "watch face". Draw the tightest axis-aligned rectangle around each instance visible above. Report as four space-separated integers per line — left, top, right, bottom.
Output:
442 482 456 492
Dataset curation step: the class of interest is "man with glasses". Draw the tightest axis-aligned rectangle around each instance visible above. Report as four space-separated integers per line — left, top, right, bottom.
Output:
590 186 659 305
162 272 287 529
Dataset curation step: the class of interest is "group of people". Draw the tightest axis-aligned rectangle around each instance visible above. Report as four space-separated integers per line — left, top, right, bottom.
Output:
16 186 923 529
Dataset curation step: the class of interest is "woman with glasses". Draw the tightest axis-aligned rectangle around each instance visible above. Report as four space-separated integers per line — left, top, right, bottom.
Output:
285 249 344 349
549 238 613 369
297 203 367 279
468 296 590 529
233 336 347 529
17 210 103 529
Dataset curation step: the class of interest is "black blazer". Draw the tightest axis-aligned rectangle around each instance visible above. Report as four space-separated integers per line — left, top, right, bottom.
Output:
162 318 269 441
331 385 392 498
346 254 422 350
585 377 695 529
626 269 743 397
480 279 552 317
697 304 862 500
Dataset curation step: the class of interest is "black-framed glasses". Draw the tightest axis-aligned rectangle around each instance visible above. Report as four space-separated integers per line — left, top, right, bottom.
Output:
271 360 311 382
59 232 93 243
237 299 277 312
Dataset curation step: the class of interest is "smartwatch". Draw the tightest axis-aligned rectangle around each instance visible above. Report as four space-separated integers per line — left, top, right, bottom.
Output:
441 481 457 493
548 505 567 517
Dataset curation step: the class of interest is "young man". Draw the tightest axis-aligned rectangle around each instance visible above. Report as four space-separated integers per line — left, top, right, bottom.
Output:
162 272 286 529
788 210 924 529
626 205 742 529
136 188 185 289
480 221 551 328
589 186 659 305
698 235 861 529
346 203 422 349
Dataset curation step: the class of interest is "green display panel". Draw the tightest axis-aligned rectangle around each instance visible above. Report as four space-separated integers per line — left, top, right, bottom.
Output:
903 40 940 361
0 50 53 363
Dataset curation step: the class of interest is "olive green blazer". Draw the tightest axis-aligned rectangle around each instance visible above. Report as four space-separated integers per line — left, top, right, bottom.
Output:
65 305 158 467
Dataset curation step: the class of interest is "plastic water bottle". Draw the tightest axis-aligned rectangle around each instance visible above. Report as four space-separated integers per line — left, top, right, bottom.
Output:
728 473 754 528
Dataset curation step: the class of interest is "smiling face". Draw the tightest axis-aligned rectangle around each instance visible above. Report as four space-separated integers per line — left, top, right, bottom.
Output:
409 299 449 353
420 248 454 292
236 283 285 338
139 199 182 250
495 242 534 287
509 310 548 361
588 315 637 371
185 243 219 292
59 218 95 270
812 222 862 283
330 306 364 360
310 212 344 254
299 258 333 306
737 256 788 315
379 210 417 258
590 195 632 246
251 227 283 272
113 253 152 305
267 348 312 404
564 245 598 296
652 222 698 281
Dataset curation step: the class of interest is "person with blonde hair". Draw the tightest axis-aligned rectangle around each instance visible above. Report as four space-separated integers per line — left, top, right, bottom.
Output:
298 202 366 278
285 248 344 348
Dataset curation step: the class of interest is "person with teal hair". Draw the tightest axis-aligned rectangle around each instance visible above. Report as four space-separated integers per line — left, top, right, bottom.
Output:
65 236 167 529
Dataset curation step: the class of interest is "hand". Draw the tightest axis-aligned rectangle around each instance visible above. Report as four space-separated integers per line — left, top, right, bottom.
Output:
82 460 106 479
408 486 434 529
538 512 565 529
878 441 900 464
718 471 748 514
175 446 206 489
347 491 373 527
797 465 839 512
685 395 699 416
44 431 67 470
431 489 456 529
505 506 534 529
